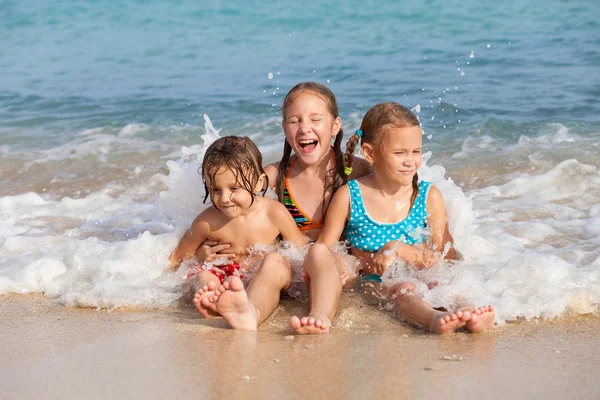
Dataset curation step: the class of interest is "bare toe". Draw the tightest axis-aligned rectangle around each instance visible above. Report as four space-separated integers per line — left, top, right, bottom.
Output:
192 287 220 319
214 276 259 331
432 312 468 334
466 306 496 333
290 313 331 335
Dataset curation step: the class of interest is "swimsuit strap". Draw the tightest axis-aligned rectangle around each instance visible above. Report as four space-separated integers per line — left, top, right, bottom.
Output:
282 150 337 230
283 158 318 229
346 179 366 224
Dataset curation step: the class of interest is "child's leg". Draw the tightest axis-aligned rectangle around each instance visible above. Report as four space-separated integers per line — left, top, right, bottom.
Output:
393 282 471 334
212 253 293 331
290 243 342 334
190 271 222 318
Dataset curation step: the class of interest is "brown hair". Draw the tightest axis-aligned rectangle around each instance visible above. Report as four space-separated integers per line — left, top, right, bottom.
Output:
277 81 346 213
344 102 421 207
200 136 267 206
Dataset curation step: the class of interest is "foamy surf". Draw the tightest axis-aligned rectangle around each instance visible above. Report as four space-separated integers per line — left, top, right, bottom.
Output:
1 116 599 324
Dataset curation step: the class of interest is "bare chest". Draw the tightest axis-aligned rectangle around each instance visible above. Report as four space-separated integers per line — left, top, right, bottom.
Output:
209 217 280 254
362 191 413 224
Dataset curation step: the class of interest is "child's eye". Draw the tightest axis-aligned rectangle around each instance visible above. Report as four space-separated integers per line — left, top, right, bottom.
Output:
288 118 299 124
231 187 239 191
311 118 322 122
414 149 422 154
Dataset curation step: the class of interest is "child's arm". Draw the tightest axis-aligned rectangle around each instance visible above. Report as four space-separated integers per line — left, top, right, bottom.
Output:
394 185 456 268
169 216 211 268
316 185 350 246
270 202 310 247
263 162 280 190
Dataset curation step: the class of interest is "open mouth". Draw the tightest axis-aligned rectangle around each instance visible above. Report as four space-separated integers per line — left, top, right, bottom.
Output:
298 139 318 152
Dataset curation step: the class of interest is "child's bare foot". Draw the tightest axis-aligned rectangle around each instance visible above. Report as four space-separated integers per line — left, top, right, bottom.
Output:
430 310 471 334
466 305 495 333
213 276 259 331
192 281 221 318
290 313 331 334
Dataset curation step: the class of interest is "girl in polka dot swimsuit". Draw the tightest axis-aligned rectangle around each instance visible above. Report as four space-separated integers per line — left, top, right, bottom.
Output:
316 102 495 334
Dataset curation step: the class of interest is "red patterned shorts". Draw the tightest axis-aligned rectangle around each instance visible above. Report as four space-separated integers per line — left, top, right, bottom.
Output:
186 262 244 284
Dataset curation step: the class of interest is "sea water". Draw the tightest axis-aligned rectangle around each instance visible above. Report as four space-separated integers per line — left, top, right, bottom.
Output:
1 0 599 322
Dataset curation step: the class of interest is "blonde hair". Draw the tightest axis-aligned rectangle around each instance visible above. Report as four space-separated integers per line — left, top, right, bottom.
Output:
344 102 421 206
277 81 346 212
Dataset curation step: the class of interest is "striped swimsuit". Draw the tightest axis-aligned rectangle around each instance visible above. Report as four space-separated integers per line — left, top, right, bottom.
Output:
282 157 327 231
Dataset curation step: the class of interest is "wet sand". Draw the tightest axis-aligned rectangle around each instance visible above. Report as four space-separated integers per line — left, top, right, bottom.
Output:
1 292 599 400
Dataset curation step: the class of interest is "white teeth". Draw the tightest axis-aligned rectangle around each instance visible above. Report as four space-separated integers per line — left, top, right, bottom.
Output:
299 139 317 145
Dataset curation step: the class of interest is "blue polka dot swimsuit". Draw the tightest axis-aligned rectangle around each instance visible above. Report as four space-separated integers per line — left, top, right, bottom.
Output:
343 179 431 252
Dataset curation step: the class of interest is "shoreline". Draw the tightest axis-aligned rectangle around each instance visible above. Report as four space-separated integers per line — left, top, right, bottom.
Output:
1 293 599 399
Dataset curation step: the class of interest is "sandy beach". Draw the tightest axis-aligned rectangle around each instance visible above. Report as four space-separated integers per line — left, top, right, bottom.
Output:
1 291 599 400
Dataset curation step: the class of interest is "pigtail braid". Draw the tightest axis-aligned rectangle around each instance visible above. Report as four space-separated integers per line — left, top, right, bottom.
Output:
276 141 293 203
343 132 360 176
332 128 346 184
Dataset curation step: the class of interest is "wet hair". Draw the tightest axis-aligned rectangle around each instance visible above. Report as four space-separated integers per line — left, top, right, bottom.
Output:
344 102 421 207
277 81 345 214
200 136 267 207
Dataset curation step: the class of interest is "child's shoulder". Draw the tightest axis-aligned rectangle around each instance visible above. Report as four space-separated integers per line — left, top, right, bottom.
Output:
191 205 226 226
264 162 280 188
257 195 286 212
255 196 293 221
423 182 443 203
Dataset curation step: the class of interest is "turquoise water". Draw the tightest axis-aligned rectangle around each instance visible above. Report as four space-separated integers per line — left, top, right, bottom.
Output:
2 0 599 150
1 1 599 319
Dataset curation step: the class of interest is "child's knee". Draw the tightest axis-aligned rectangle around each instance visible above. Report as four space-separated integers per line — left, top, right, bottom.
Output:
258 253 292 279
392 282 417 302
304 243 335 275
307 243 329 260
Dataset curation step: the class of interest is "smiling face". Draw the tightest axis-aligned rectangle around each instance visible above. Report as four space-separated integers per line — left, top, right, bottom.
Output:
363 125 423 186
282 90 341 166
206 166 259 219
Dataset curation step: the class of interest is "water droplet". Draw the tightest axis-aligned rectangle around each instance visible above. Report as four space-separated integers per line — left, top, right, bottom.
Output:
487 44 491 48
267 72 273 79
469 51 475 58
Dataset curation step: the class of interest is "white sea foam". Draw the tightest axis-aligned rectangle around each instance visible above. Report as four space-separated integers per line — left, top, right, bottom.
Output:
0 118 599 323
383 157 600 323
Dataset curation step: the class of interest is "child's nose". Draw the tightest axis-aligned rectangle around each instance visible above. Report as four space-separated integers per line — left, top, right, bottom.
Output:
299 121 311 132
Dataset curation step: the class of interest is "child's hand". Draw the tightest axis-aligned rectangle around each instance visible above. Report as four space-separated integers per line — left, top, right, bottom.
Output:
196 239 235 263
372 241 401 275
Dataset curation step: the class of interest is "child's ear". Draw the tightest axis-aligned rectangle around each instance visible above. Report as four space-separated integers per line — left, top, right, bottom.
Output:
332 116 341 137
254 173 267 192
361 143 375 164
